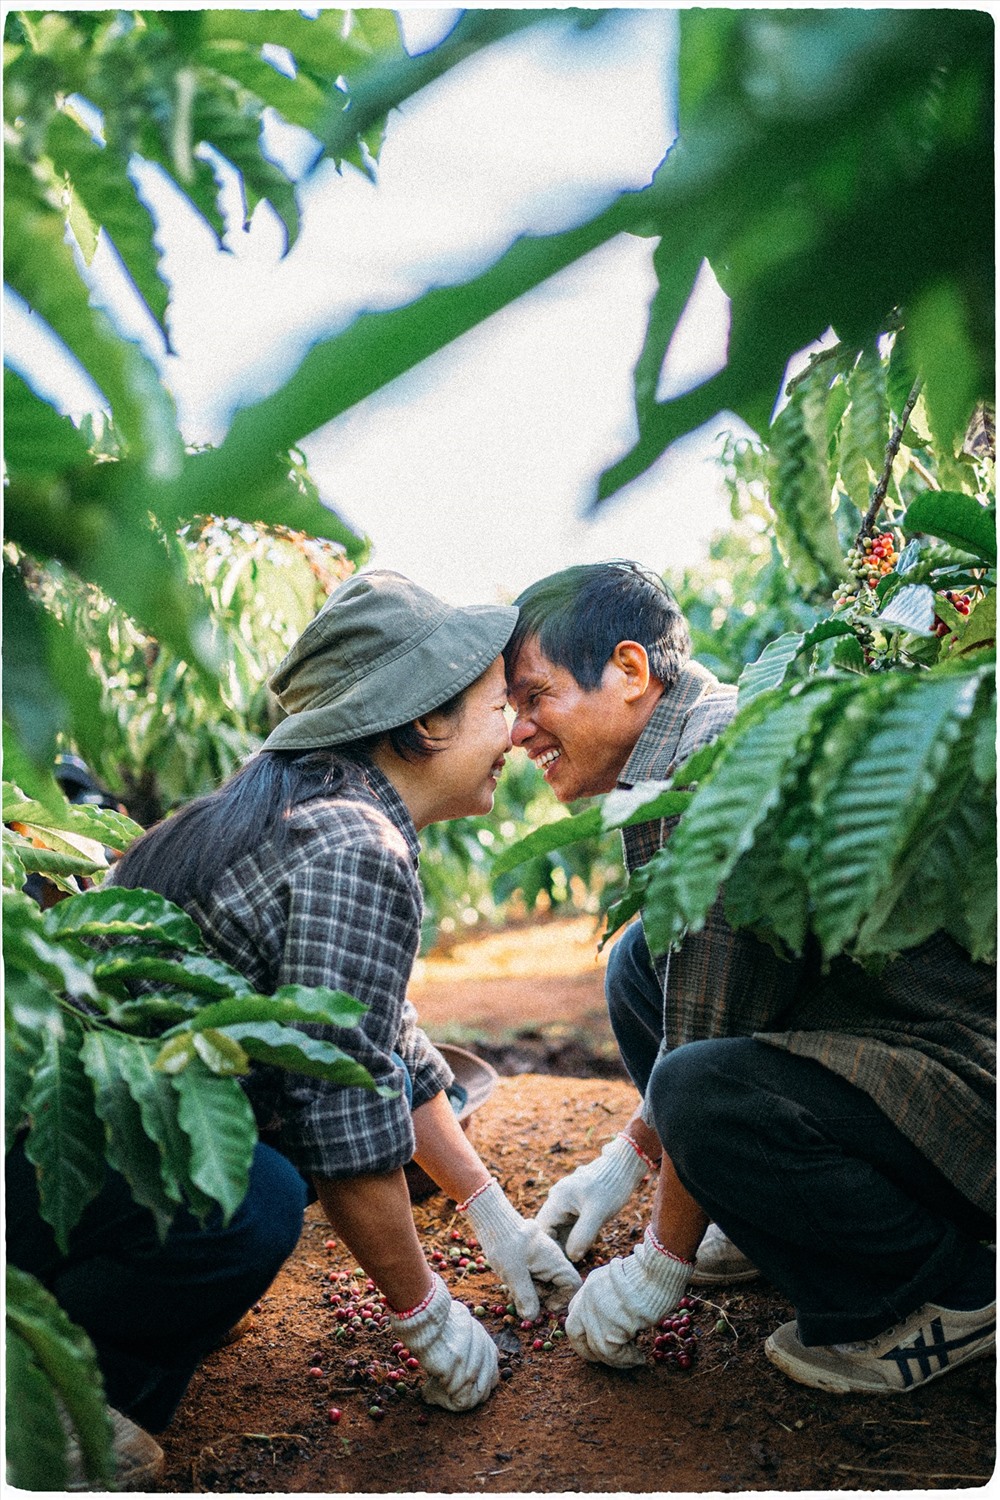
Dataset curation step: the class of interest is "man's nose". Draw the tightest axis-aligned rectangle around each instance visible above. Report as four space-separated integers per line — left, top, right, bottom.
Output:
510 713 534 748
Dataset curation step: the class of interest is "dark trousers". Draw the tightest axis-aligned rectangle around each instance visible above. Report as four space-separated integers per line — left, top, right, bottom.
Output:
606 920 994 1345
7 1137 307 1430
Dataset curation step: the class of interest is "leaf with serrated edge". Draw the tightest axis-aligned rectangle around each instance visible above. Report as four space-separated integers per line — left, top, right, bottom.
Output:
23 1015 107 1252
80 1031 177 1239
173 1060 256 1222
6 1265 115 1489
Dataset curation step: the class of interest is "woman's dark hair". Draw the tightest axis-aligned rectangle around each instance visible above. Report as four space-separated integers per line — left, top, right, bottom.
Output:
504 560 690 690
113 691 468 910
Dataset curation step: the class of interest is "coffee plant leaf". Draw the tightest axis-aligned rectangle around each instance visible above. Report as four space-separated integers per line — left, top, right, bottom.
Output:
6 1324 70 1490
173 1059 257 1223
903 491 997 566
3 831 28 892
222 1021 385 1090
45 107 167 330
92 951 257 1001
876 583 937 637
23 1013 107 1252
6 1266 114 1491
736 619 854 707
4 896 99 1002
600 783 691 832
13 842 107 883
6 996 46 1150
163 986 368 1036
491 806 605 880
811 670 985 959
952 589 996 658
80 1030 178 1239
854 783 996 964
598 863 652 949
192 1028 251 1077
43 886 205 951
666 683 839 933
110 1040 203 1212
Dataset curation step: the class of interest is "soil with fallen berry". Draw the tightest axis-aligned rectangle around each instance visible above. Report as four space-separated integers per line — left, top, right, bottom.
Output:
156 918 995 1494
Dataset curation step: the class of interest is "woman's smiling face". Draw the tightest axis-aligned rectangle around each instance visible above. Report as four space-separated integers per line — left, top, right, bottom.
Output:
418 656 513 821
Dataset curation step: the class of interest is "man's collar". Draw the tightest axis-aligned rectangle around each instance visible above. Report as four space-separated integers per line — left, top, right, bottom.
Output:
619 660 721 787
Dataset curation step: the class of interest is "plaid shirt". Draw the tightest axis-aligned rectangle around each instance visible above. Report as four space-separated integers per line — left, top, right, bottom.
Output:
619 662 996 1217
179 766 452 1179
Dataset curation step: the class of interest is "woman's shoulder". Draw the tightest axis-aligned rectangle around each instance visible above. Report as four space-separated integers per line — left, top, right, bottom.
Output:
286 785 415 868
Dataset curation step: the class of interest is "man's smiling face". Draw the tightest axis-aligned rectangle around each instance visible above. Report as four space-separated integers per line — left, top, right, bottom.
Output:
507 634 644 803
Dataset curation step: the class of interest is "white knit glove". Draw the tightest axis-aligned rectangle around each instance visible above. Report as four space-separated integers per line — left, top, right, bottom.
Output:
389 1274 498 1411
535 1135 653 1261
464 1179 583 1318
565 1227 692 1368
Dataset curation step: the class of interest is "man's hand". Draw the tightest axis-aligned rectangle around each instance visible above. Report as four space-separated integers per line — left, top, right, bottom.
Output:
565 1228 692 1367
389 1274 498 1411
464 1179 583 1317
535 1135 652 1261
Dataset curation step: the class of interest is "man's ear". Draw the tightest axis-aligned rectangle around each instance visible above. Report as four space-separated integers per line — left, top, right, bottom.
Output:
610 641 651 702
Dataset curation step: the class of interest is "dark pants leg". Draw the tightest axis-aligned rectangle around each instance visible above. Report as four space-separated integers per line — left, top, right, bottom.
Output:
7 1138 307 1431
648 1037 994 1345
605 919 665 1097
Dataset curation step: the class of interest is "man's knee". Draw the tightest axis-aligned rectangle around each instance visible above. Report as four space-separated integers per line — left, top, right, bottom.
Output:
234 1145 307 1271
648 1042 713 1147
647 1038 758 1172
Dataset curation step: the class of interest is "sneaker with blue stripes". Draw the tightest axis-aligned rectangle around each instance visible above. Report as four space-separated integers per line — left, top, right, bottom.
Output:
765 1300 996 1393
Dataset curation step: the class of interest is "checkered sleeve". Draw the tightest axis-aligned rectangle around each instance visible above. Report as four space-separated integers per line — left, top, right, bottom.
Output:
272 840 430 1178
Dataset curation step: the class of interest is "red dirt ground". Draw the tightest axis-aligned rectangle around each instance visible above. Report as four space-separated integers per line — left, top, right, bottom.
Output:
155 918 995 1495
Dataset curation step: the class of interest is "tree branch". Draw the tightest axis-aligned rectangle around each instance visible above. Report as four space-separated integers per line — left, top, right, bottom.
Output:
857 378 922 542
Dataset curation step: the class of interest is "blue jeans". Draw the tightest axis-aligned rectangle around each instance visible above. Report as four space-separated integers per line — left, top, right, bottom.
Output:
7 1136 307 1431
606 921 994 1344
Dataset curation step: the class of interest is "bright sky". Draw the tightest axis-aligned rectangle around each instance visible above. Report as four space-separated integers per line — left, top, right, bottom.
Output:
5 4 748 606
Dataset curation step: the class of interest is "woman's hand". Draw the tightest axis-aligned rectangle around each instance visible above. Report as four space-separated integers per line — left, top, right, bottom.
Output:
463 1179 583 1317
389 1274 499 1411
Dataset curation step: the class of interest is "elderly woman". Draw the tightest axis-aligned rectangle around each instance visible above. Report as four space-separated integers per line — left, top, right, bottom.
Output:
10 571 580 1483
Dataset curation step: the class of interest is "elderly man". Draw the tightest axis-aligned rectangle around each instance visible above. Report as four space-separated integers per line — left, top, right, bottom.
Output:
505 560 995 1394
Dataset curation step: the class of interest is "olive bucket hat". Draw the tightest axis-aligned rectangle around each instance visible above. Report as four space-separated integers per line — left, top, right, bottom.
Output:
261 570 518 752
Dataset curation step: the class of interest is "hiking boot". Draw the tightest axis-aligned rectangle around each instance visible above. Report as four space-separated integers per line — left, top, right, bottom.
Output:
65 1406 164 1491
765 1300 996 1394
689 1222 759 1285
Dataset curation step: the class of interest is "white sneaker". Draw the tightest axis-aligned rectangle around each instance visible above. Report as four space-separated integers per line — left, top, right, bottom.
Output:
65 1406 164 1492
689 1222 759 1284
765 1300 996 1394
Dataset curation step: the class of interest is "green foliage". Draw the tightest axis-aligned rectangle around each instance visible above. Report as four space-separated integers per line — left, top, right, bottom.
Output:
498 329 996 971
7 1265 115 1491
3 797 383 1486
600 9 993 500
4 854 383 1250
9 516 354 822
669 447 824 683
